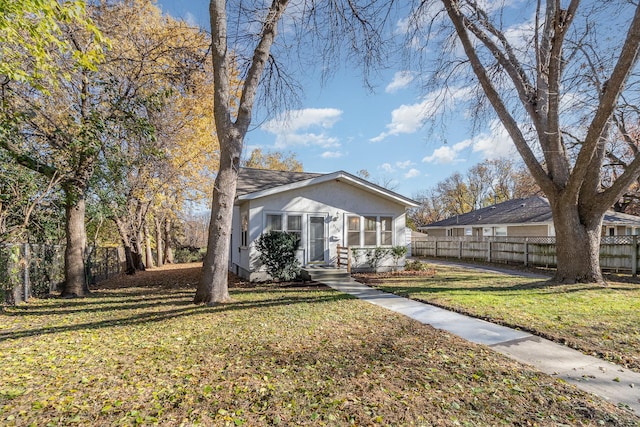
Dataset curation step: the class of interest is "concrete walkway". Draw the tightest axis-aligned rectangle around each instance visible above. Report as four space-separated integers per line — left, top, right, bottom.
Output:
320 274 640 414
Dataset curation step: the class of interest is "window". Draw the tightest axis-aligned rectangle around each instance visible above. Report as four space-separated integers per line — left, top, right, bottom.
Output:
347 216 360 246
266 214 282 232
287 215 302 246
364 216 377 245
347 215 394 247
495 226 507 236
241 214 248 247
380 216 393 246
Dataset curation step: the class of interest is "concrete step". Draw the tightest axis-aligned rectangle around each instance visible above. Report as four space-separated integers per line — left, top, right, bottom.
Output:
302 266 351 283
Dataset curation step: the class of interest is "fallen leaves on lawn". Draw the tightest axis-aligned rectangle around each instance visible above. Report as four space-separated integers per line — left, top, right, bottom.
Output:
0 263 637 426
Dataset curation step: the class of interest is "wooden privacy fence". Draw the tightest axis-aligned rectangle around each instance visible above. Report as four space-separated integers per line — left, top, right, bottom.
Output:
1 244 124 305
411 236 640 275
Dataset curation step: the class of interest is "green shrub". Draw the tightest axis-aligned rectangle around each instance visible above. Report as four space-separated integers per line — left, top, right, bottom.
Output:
173 246 206 264
390 245 408 271
366 247 390 270
405 259 428 271
255 231 301 281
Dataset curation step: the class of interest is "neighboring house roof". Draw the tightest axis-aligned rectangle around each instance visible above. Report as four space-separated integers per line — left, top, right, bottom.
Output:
420 196 640 228
236 167 419 207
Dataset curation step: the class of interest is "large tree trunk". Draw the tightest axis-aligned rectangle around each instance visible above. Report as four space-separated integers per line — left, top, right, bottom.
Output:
551 200 604 284
62 186 89 297
195 152 239 305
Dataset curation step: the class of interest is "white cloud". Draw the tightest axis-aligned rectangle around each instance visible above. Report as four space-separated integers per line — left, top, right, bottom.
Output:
404 168 421 178
380 163 395 173
470 119 516 159
385 71 416 93
262 108 343 149
321 151 343 159
422 140 471 164
422 120 516 164
371 86 472 142
395 160 415 169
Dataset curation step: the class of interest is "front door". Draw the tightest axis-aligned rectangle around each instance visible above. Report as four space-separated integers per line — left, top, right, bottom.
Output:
309 216 325 263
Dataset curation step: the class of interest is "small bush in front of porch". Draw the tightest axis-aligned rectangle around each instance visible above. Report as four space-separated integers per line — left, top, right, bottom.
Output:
255 230 301 281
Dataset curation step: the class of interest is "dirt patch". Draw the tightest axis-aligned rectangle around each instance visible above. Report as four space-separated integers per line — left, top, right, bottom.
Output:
93 262 329 291
94 262 248 290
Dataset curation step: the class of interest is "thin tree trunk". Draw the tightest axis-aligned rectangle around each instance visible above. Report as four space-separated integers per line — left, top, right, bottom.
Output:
135 228 145 270
155 216 164 267
163 217 173 264
144 221 154 268
551 200 605 284
113 217 136 275
61 186 89 297
134 202 145 270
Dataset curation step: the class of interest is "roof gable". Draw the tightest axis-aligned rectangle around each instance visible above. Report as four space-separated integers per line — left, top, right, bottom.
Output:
236 167 418 207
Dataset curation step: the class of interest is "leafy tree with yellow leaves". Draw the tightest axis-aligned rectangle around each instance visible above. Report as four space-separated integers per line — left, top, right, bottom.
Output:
90 0 217 274
242 148 303 172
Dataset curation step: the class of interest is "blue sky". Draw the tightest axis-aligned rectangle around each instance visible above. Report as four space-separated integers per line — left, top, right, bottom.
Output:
156 1 518 198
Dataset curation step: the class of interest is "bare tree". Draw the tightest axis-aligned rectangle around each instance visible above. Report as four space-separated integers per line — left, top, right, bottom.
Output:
195 0 396 304
409 1 640 284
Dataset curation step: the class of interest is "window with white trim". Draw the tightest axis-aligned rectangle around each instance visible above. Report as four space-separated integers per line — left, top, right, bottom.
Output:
364 216 377 245
380 216 393 245
346 215 394 247
265 214 282 232
287 215 302 245
347 216 360 246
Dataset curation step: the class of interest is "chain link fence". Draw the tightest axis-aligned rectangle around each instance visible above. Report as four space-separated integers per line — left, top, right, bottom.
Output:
1 244 124 306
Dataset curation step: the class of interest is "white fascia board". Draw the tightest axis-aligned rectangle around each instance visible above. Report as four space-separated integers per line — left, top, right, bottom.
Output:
237 171 420 207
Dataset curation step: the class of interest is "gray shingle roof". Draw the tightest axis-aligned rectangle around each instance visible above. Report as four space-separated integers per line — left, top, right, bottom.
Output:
422 196 640 227
236 167 324 196
424 196 552 227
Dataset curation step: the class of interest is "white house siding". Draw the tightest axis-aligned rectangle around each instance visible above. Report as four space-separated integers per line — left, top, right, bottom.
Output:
234 180 408 280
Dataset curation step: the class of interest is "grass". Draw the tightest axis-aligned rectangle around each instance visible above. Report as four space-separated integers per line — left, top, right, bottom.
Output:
0 263 638 426
358 262 640 372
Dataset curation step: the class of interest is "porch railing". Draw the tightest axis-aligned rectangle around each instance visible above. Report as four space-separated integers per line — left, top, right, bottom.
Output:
336 245 351 273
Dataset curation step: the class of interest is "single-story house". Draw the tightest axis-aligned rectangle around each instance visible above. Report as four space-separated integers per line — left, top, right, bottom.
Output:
231 167 419 281
419 196 640 238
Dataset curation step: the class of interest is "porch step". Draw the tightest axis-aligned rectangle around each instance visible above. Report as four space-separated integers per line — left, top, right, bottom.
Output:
302 266 352 283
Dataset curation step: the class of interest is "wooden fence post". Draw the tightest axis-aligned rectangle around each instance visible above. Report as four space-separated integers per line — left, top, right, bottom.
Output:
458 240 462 259
22 243 30 302
487 241 492 262
633 236 638 277
435 240 438 258
524 240 529 267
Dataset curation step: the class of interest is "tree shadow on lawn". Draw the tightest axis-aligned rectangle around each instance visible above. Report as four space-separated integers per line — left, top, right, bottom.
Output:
0 287 352 342
363 274 637 296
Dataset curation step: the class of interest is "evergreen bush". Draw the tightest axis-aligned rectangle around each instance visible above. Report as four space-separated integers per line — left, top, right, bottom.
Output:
255 231 301 281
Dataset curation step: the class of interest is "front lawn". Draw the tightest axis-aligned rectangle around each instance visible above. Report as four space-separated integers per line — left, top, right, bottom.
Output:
358 262 640 372
0 263 638 426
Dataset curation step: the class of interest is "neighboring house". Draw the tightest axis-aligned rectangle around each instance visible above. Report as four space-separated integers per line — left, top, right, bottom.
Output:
231 167 419 281
419 196 640 238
